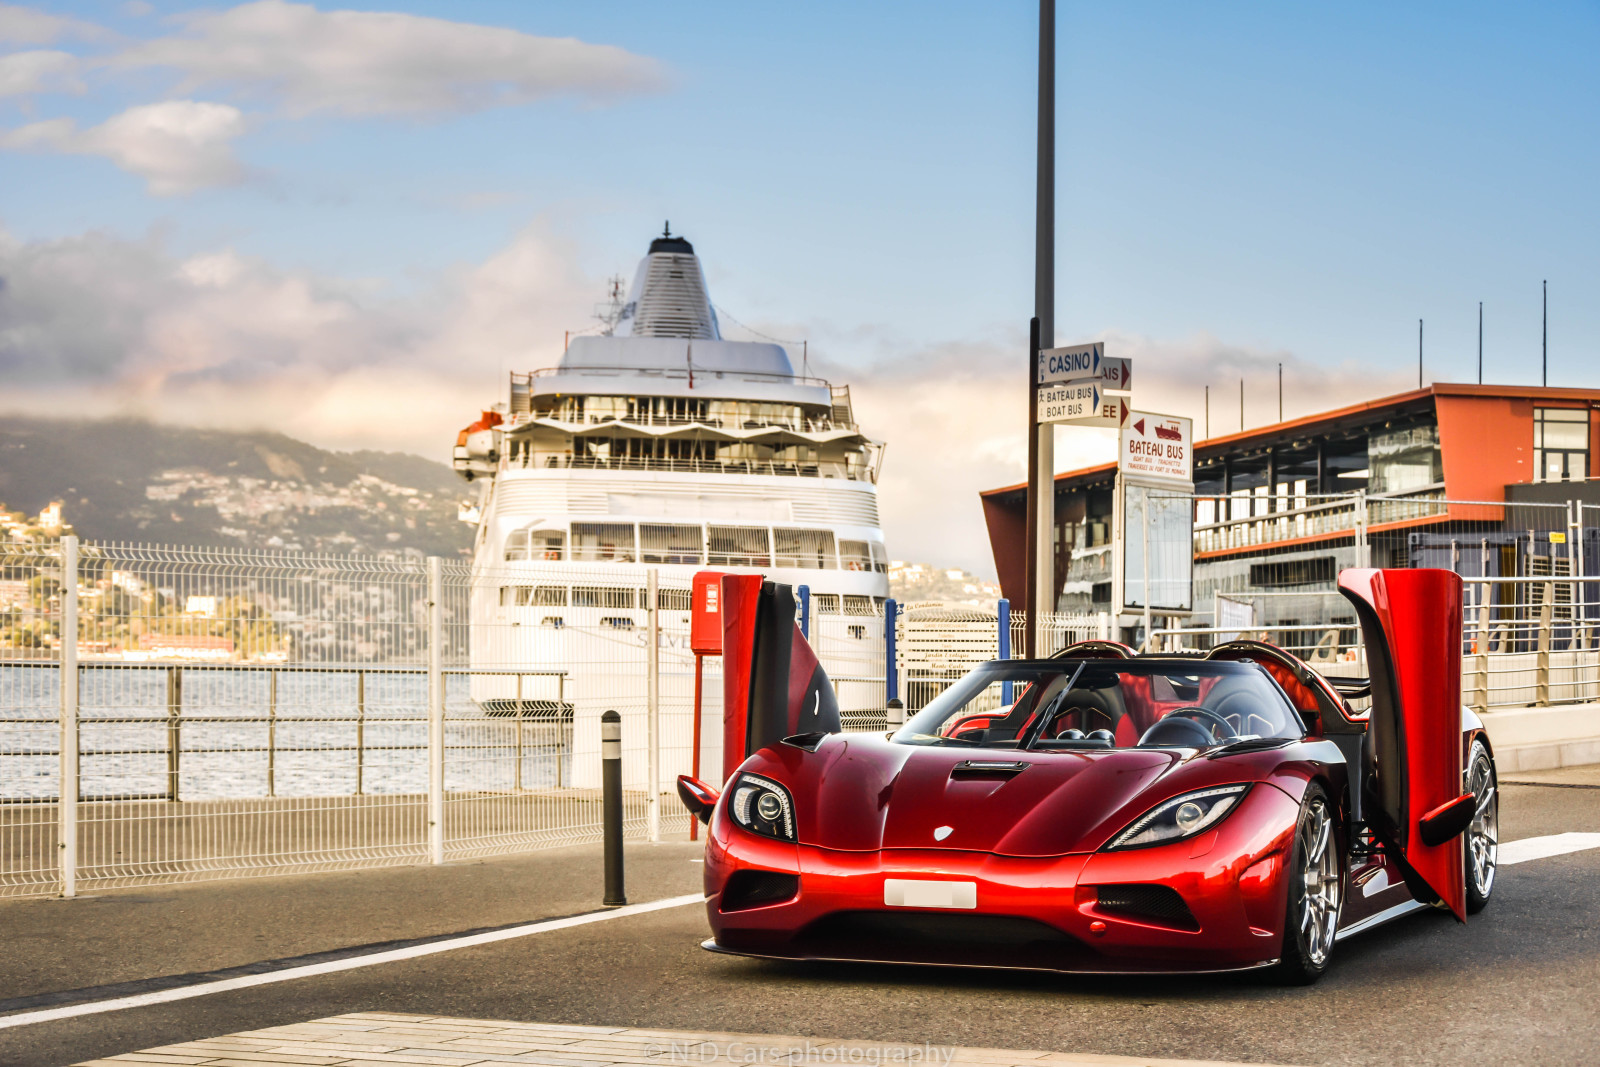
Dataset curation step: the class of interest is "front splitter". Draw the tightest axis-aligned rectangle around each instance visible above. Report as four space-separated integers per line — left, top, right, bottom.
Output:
700 937 1280 977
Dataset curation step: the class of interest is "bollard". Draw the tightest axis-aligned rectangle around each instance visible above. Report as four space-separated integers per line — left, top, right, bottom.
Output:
601 709 626 906
886 697 905 729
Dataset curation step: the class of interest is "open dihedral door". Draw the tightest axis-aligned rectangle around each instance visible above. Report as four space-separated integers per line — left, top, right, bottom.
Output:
1338 568 1471 921
719 576 841 781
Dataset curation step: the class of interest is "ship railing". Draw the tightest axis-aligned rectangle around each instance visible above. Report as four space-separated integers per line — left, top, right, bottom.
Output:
513 411 859 434
514 366 836 390
508 453 877 483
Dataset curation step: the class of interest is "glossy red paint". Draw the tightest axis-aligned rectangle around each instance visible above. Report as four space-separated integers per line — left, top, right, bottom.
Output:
703 774 1306 972
1338 568 1467 921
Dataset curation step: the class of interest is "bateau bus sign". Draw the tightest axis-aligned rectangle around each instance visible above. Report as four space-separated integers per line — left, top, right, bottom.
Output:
1119 412 1193 486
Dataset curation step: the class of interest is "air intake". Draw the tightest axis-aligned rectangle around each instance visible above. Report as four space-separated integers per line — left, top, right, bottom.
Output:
1093 884 1199 930
719 869 799 912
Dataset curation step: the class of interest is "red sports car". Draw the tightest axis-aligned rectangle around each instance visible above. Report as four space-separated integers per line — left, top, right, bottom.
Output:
677 568 1498 983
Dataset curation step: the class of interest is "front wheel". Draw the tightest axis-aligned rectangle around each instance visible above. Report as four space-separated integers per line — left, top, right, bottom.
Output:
1465 739 1498 914
1274 784 1343 985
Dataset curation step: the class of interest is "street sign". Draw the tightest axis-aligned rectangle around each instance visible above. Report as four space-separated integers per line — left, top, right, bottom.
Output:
1037 343 1132 392
1119 412 1193 486
1038 384 1130 427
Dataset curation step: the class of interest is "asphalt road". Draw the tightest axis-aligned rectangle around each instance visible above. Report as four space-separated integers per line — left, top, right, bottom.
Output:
3 767 1597 1067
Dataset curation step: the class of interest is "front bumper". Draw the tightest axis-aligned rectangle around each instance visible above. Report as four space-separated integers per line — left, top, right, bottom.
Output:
704 782 1300 973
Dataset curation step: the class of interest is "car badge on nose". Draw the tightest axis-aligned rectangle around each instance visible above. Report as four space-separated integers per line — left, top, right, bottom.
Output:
933 826 954 841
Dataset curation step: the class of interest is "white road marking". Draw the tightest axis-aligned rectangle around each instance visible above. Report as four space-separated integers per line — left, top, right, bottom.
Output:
1499 831 1600 866
0 893 702 1031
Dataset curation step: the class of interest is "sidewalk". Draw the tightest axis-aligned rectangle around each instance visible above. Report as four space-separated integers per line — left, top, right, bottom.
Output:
0 841 704 1004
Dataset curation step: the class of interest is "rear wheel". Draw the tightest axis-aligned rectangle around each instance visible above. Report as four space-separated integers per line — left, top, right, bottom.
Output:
1465 739 1498 914
1274 784 1342 984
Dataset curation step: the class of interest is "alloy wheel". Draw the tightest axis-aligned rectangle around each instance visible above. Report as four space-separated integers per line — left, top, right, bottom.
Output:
1467 748 1498 901
1298 797 1341 966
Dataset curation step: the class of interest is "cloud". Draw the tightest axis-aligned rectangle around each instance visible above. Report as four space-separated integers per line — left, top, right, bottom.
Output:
0 3 110 45
113 0 668 117
0 49 83 96
2 100 247 194
0 219 595 452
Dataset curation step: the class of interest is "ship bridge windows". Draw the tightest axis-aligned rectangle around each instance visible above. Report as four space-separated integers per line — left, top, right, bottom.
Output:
709 525 772 567
504 525 566 561
641 523 706 565
571 522 637 562
774 529 837 569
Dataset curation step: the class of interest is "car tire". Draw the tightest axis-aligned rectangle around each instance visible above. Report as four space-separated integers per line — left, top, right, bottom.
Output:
1274 782 1343 985
1465 738 1498 915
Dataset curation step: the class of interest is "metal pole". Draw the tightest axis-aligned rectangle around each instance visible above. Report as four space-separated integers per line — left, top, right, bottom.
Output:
1478 302 1483 384
1025 316 1041 657
884 598 899 707
267 669 277 797
515 673 524 793
355 669 365 795
1141 486 1153 650
59 535 78 898
601 709 626 905
797 584 810 639
166 666 181 802
1239 378 1244 432
646 568 660 844
1204 385 1209 440
1418 319 1423 388
1278 363 1283 422
427 556 444 865
1542 280 1547 387
1030 0 1056 649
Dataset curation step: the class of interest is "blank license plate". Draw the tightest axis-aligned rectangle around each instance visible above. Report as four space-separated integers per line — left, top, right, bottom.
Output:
883 878 977 909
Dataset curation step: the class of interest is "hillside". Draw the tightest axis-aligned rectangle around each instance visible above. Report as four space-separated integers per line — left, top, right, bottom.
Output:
0 417 473 557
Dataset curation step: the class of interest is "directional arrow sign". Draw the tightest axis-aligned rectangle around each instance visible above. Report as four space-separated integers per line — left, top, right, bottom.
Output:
1038 386 1130 428
1037 343 1132 392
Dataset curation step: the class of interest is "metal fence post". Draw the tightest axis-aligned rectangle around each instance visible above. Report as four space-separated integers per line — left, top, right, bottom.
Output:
427 556 444 865
356 669 366 795
1537 582 1553 707
646 568 660 844
59 535 79 898
267 669 277 797
1355 490 1370 568
166 666 181 802
1472 581 1490 714
798 584 810 639
884 598 899 708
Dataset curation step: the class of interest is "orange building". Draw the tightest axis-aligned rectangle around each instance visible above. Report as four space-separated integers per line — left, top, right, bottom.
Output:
981 384 1600 623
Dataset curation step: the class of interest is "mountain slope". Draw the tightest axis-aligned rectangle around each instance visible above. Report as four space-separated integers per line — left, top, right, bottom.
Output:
0 417 473 557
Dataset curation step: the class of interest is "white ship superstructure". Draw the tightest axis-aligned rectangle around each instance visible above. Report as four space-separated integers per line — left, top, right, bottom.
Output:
454 232 889 786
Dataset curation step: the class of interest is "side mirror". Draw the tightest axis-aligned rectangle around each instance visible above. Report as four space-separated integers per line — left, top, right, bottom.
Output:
1418 792 1476 847
676 775 719 825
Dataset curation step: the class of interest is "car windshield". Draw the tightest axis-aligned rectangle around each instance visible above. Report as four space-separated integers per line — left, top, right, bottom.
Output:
893 659 1305 751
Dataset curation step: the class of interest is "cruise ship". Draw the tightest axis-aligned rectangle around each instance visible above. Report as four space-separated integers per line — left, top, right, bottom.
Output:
453 231 889 785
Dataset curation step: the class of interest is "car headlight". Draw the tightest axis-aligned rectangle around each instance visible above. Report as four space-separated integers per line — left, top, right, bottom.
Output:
728 773 796 841
1104 784 1250 851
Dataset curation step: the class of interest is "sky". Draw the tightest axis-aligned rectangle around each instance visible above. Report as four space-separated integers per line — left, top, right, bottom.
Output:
2 1 1597 576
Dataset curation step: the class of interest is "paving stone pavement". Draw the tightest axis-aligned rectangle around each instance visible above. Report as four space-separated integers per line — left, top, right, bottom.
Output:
74 1013 1303 1067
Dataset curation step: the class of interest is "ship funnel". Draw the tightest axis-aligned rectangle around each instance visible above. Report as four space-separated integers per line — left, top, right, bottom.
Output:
614 229 721 340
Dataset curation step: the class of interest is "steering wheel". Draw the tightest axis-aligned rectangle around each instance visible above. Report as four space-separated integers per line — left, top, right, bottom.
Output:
1161 706 1241 743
